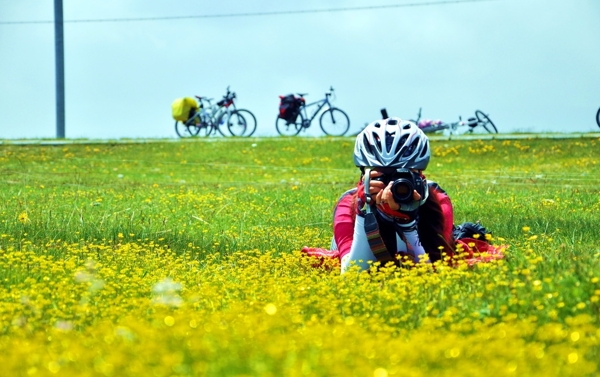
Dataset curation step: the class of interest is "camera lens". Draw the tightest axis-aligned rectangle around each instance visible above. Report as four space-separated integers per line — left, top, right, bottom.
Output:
391 179 413 203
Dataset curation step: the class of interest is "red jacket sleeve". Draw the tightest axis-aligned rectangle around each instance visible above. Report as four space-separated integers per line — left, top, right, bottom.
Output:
430 184 454 243
332 190 357 260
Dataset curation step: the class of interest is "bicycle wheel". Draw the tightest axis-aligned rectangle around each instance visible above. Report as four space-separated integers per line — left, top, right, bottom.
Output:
196 123 214 137
596 107 600 128
228 109 257 137
319 108 350 136
175 120 201 138
276 113 304 136
475 110 498 133
210 112 229 136
223 111 247 137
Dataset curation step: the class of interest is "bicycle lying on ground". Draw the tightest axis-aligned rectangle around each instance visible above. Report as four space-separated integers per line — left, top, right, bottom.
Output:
174 87 257 138
276 86 350 136
596 107 600 128
410 108 498 134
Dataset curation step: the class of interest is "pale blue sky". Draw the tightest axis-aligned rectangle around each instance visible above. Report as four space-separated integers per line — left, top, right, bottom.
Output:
1 0 599 139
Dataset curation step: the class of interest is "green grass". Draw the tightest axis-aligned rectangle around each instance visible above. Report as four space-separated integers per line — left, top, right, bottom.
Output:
2 137 598 254
0 136 599 376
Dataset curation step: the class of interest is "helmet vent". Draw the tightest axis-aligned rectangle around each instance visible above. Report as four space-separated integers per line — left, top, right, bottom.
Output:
363 135 377 155
402 124 411 130
387 119 398 125
420 142 429 157
385 131 396 152
396 134 409 154
403 139 419 157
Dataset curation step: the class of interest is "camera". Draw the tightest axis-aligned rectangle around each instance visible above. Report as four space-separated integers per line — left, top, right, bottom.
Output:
374 168 426 205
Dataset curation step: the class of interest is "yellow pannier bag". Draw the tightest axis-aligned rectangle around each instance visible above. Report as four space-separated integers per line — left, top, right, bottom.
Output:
171 97 199 121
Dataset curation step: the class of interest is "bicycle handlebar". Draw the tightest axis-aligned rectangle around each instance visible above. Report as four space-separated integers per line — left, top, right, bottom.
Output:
223 86 236 101
326 86 336 101
194 86 236 109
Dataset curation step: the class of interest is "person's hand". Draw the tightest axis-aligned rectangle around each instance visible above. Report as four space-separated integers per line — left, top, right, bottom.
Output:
356 170 387 204
374 181 422 223
375 181 422 211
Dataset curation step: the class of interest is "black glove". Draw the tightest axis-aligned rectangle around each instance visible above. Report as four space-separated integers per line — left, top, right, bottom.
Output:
453 222 491 242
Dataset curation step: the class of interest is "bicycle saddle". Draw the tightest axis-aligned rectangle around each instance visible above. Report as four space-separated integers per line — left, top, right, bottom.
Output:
296 93 308 97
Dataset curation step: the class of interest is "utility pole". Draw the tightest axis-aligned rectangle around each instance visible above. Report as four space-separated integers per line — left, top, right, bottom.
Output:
54 0 65 138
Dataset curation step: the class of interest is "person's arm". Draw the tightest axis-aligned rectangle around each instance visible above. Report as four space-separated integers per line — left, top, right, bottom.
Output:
340 215 377 272
332 190 377 272
395 221 428 263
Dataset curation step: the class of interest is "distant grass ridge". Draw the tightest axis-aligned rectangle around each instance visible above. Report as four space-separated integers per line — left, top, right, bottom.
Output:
0 137 598 376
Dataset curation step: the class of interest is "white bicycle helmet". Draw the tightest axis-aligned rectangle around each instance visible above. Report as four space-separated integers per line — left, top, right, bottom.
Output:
353 117 430 170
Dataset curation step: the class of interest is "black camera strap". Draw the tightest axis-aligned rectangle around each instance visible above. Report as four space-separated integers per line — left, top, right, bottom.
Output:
364 211 396 264
362 169 396 265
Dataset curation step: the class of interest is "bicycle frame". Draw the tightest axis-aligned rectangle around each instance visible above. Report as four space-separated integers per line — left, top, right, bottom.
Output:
187 89 237 131
298 92 333 127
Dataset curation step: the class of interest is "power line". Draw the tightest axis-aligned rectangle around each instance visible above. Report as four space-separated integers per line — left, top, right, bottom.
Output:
0 0 496 25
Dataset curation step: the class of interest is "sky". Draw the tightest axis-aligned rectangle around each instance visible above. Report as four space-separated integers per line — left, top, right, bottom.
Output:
1 0 599 139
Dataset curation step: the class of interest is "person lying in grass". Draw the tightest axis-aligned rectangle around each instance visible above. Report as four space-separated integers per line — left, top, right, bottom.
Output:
302 117 502 272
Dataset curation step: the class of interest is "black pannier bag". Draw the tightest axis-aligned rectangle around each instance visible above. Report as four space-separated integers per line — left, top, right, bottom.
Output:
278 94 301 123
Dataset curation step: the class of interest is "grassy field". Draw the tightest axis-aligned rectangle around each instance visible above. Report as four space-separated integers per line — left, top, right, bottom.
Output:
0 136 599 376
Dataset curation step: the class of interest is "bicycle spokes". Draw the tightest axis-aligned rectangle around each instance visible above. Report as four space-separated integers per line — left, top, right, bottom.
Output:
319 108 350 136
227 112 247 137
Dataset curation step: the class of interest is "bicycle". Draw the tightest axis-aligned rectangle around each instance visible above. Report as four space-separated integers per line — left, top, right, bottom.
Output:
175 86 257 138
410 108 498 135
596 107 600 128
275 86 350 136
